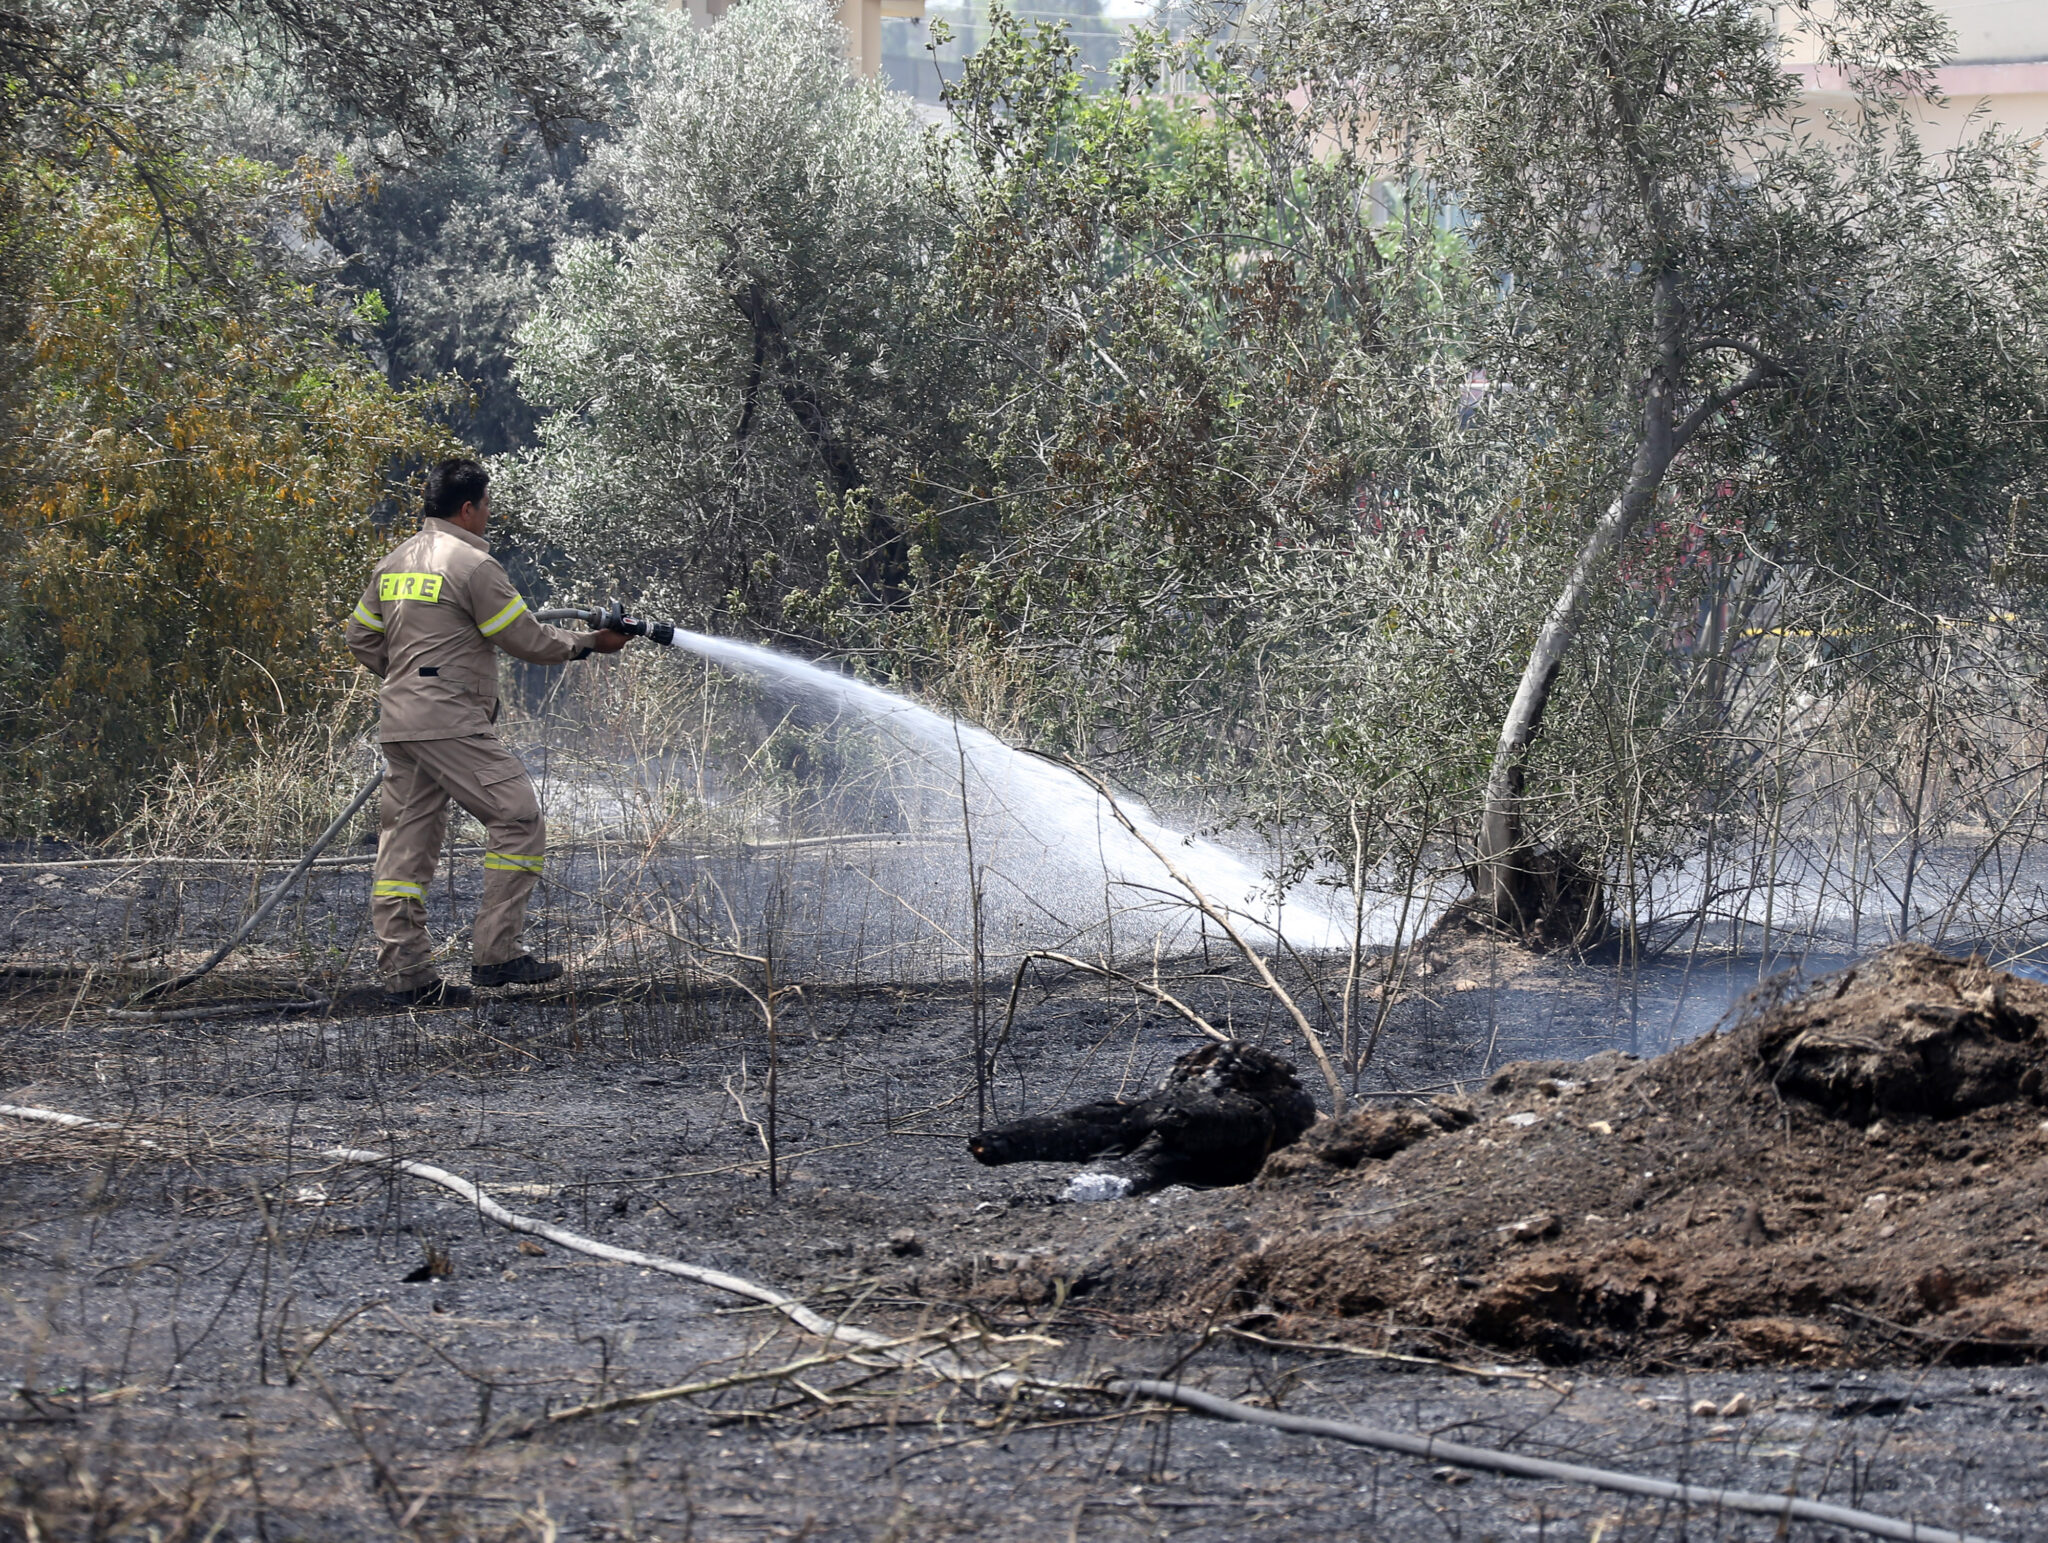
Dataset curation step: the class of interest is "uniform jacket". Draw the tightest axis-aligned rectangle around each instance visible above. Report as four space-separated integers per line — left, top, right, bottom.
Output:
345 518 591 742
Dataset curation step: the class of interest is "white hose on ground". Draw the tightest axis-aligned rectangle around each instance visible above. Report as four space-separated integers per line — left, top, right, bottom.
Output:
315 1143 897 1350
0 1102 2000 1543
0 1102 887 1348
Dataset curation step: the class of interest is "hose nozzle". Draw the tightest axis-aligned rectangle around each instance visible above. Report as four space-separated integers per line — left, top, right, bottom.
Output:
592 602 643 638
591 604 675 647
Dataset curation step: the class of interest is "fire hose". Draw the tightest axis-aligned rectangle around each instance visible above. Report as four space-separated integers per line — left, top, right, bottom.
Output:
125 770 385 1006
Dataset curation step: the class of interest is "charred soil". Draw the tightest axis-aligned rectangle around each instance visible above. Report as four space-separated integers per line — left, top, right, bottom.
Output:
6 851 2046 1538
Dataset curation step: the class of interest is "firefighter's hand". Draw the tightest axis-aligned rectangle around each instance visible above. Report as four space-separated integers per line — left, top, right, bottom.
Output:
585 628 632 654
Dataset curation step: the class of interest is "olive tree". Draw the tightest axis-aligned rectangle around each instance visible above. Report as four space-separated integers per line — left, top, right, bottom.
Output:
2 0 626 448
209 52 634 456
1254 0 2048 938
919 2 2048 953
3 0 617 161
507 0 972 630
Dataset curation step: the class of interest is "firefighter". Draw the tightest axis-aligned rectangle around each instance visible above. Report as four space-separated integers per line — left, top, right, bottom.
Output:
345 457 630 1007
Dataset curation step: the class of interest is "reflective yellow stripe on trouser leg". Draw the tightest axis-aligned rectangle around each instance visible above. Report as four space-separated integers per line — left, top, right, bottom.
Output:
483 852 545 874
373 879 427 901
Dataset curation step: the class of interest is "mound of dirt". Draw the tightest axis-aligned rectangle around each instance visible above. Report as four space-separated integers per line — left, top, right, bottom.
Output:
1085 945 2048 1366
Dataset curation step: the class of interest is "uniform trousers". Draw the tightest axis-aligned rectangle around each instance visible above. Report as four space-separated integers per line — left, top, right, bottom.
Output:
371 735 546 989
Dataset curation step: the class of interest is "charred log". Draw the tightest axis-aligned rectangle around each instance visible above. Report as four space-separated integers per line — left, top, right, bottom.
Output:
967 1041 1317 1196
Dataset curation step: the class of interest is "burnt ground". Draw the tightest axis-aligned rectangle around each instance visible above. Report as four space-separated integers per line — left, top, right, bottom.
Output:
3 849 2047 1539
1095 946 2048 1366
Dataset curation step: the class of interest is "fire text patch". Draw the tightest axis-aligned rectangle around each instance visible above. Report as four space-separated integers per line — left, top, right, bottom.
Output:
379 572 445 604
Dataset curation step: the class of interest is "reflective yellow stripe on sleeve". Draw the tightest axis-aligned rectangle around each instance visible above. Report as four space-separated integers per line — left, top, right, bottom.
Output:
483 851 545 874
351 601 387 633
477 594 529 638
372 879 426 901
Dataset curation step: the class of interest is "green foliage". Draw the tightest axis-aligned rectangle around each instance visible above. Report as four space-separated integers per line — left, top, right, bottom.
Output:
1250 0 2048 916
884 11 1522 860
506 0 975 631
197 20 645 457
334 137 624 455
3 0 620 164
943 24 1325 557
887 0 2048 910
0 0 638 837
1268 0 2048 613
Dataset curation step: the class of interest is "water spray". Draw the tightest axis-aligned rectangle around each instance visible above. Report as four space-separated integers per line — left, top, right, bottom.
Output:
539 605 1352 954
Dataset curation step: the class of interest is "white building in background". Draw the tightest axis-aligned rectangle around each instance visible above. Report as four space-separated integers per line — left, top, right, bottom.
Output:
675 0 926 77
1790 0 2048 141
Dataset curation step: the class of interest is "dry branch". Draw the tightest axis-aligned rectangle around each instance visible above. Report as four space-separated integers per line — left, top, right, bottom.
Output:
1219 1326 1557 1385
103 998 328 1024
494 1325 971 1441
994 951 1228 1069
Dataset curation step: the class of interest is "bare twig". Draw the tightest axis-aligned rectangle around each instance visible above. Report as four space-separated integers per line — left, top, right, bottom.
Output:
1219 1326 1558 1385
492 1326 966 1441
287 1298 391 1385
1059 759 1346 1111
992 952 1228 1079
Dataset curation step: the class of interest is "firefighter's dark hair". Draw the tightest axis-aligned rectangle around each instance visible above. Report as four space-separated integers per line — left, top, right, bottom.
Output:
425 458 490 520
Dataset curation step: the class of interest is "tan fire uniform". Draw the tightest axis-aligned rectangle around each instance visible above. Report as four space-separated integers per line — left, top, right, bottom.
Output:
345 516 596 990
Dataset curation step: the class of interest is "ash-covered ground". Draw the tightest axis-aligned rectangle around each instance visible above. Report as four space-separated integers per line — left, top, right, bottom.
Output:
3 843 2044 1540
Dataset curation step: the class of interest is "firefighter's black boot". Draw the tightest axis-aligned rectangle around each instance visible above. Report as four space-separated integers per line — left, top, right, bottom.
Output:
384 978 473 1009
471 955 565 988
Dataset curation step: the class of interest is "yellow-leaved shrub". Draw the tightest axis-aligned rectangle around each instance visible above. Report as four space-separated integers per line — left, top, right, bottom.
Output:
0 150 458 836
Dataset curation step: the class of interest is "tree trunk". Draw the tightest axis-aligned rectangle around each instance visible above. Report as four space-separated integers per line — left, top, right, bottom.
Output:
1471 334 1680 942
732 281 909 603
